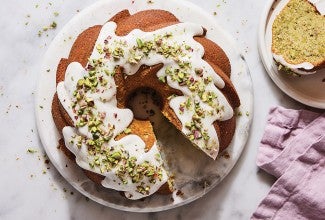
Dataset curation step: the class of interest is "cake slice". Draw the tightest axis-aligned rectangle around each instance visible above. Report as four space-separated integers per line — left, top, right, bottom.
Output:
272 0 325 74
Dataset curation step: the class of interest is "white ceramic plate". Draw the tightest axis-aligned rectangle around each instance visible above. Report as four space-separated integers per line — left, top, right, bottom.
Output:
258 0 325 109
35 0 253 212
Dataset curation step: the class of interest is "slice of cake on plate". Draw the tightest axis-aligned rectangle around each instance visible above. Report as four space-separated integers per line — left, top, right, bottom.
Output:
272 0 325 75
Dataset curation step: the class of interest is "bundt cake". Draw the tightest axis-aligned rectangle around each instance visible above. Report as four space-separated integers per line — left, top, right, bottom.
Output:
272 0 325 74
52 9 240 200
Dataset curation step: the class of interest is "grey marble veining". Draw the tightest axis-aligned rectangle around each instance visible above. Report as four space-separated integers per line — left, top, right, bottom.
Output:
0 0 305 219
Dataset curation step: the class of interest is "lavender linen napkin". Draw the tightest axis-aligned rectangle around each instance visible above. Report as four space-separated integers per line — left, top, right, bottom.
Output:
251 106 325 220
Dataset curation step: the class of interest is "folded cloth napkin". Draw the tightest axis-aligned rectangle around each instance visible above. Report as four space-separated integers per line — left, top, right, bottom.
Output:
251 106 325 220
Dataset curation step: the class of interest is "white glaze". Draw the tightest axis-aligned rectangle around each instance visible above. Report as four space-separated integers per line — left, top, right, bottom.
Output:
63 127 168 200
272 54 315 75
58 62 168 199
270 0 325 75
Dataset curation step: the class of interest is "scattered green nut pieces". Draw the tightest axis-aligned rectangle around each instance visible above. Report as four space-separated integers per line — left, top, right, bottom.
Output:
124 128 132 134
27 148 37 153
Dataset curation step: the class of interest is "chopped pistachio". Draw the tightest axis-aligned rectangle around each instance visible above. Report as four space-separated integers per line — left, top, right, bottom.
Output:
111 151 122 160
96 44 104 54
128 57 138 65
202 131 210 141
185 98 192 109
124 128 132 134
27 148 37 153
158 76 166 83
178 71 185 79
86 139 95 146
188 134 195 141
136 38 144 49
89 162 95 168
50 22 57 29
195 68 203 76
112 47 124 59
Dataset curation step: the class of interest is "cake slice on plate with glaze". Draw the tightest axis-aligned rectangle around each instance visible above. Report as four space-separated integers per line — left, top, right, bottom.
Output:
272 0 325 74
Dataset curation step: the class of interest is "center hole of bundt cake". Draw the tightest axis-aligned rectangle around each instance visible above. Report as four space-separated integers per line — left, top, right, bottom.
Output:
126 87 163 121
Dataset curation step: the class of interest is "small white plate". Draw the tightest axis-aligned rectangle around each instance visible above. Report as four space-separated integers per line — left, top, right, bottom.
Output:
35 0 253 212
258 0 325 109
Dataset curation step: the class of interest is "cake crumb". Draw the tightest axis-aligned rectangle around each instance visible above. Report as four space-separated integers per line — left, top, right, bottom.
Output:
241 19 248 26
176 190 184 196
222 151 230 159
6 104 12 114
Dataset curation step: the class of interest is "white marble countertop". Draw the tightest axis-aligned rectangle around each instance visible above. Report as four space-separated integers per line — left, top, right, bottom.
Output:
0 0 314 219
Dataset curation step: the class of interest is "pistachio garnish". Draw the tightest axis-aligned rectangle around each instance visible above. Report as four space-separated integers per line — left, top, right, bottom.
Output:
124 128 132 134
112 47 124 59
27 148 37 153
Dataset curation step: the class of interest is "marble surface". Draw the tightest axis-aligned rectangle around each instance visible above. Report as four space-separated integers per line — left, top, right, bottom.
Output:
0 0 316 219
